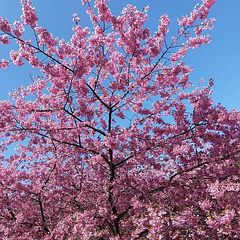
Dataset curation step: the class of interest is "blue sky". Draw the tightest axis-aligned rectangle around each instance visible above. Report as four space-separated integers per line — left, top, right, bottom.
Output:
0 0 239 110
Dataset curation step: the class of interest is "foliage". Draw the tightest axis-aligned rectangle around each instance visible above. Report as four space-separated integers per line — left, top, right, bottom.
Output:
0 0 240 239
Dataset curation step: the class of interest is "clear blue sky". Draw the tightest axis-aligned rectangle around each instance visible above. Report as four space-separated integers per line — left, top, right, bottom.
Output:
0 0 239 110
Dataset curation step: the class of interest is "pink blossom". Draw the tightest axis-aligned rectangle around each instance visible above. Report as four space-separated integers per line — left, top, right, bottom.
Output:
95 0 113 22
178 0 216 26
0 34 9 44
142 28 150 39
199 200 212 210
0 17 11 32
10 50 24 66
0 59 9 69
20 0 38 28
158 14 170 38
35 27 57 48
188 35 211 48
170 45 189 61
13 21 25 38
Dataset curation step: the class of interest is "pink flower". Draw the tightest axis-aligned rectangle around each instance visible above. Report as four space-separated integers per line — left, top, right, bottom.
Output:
142 28 150 40
199 200 212 210
0 17 11 32
158 14 170 37
0 59 9 69
188 35 211 48
0 34 9 44
13 21 25 38
21 0 38 28
10 50 24 66
35 27 57 48
178 0 216 26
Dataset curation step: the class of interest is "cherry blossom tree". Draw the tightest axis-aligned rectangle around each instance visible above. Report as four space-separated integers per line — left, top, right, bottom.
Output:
0 0 240 239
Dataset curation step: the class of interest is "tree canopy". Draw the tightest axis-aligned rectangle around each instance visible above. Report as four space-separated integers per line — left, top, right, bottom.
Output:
0 0 240 239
